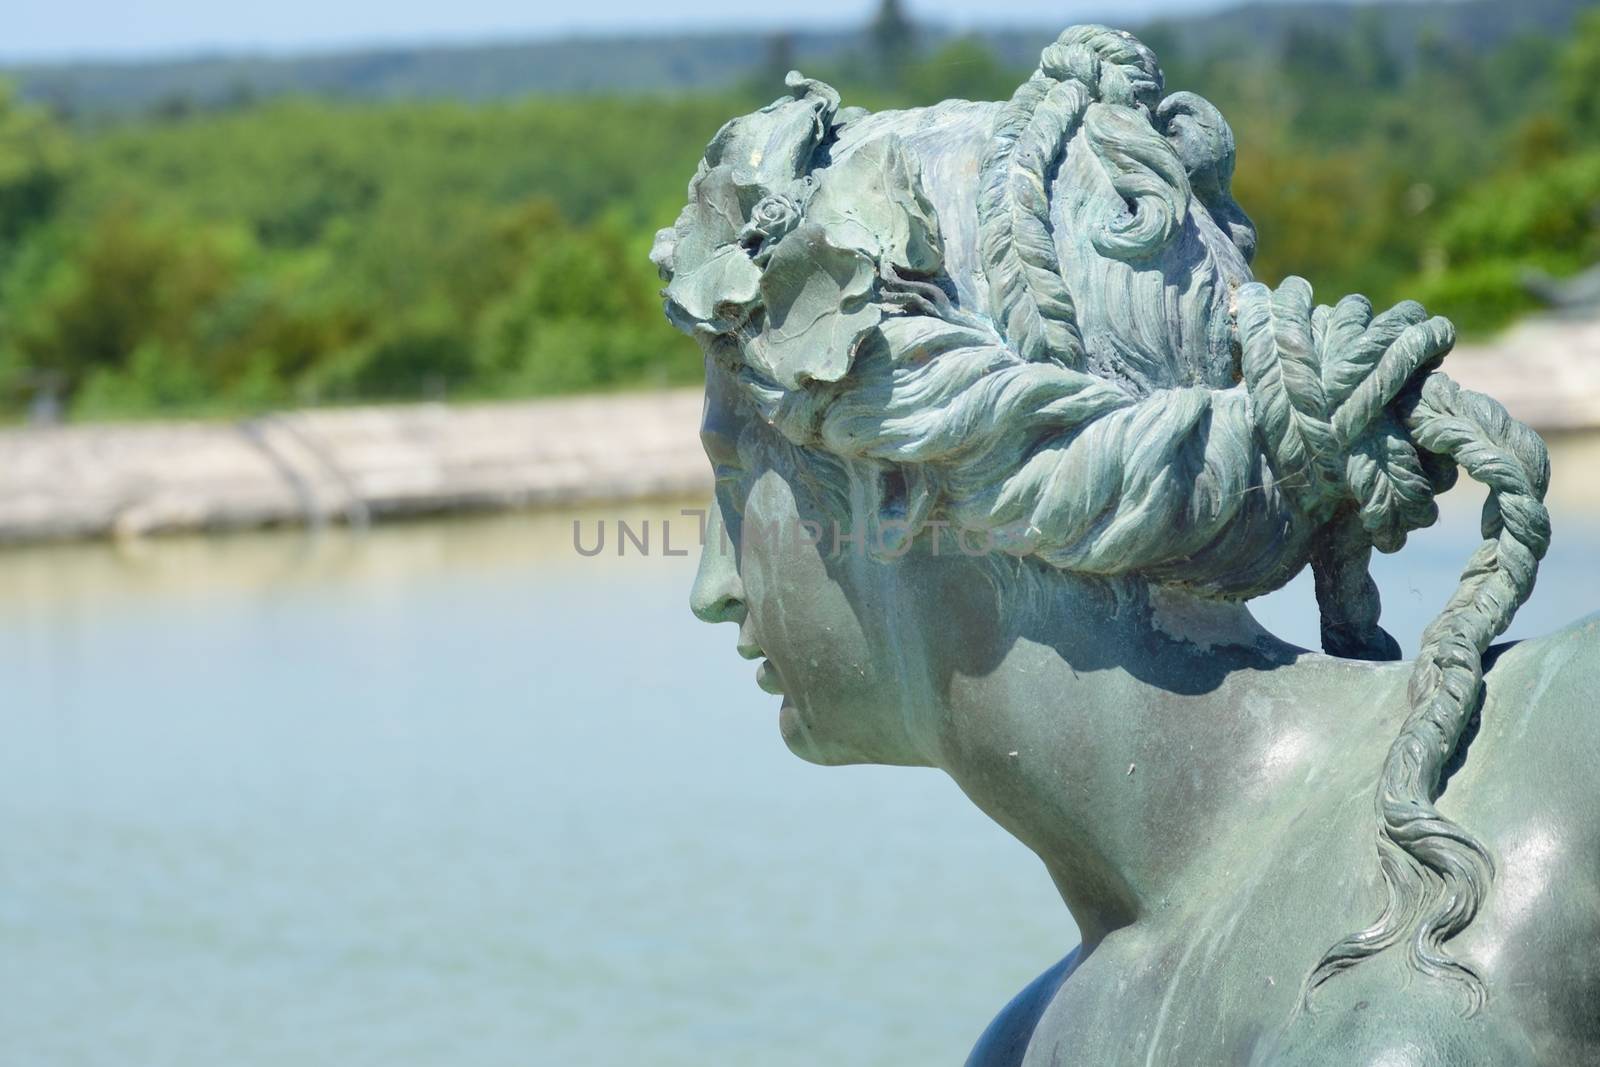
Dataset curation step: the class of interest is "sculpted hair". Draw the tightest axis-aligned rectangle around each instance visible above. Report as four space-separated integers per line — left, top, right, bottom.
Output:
657 25 1551 1010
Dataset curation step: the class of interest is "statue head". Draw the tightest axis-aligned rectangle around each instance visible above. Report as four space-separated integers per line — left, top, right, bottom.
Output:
656 25 1551 1012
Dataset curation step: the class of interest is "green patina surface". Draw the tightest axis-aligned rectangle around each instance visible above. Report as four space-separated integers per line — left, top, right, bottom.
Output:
660 23 1599 1066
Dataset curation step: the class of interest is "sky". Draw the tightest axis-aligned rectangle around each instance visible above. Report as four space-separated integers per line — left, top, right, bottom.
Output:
5 0 1305 63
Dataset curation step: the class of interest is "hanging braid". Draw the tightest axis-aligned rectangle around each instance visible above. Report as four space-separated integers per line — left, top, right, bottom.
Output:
1305 372 1551 1012
1235 278 1552 1010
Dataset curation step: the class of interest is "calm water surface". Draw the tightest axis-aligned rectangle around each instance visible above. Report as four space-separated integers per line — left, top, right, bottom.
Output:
2 437 1598 1066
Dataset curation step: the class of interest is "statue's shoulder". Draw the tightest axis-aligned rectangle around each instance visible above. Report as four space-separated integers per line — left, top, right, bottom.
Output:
1480 611 1600 763
1490 608 1600 676
964 947 1081 1067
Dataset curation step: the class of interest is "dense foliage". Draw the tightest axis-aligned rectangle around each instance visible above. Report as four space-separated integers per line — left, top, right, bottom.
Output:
0 9 1596 420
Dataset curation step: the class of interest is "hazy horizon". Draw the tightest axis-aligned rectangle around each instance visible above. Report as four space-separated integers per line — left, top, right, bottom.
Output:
4 0 1422 65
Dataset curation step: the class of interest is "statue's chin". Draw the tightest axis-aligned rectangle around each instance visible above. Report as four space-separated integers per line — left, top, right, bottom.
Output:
779 700 922 767
779 701 870 767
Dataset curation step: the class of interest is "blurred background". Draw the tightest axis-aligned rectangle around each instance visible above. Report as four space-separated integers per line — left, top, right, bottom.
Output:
0 1 1597 1065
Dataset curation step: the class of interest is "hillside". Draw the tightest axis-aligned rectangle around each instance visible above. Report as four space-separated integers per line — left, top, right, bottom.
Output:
7 0 1591 116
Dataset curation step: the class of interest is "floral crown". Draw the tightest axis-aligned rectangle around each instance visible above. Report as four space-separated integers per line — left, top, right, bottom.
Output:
651 73 945 390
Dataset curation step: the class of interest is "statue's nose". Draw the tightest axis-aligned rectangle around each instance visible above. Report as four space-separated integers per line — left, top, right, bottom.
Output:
691 584 745 625
689 505 746 625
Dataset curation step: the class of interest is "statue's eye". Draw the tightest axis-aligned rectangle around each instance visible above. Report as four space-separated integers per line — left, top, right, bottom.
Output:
714 464 749 516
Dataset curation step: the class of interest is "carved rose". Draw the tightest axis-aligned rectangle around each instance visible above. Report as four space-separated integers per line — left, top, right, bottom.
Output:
738 194 804 264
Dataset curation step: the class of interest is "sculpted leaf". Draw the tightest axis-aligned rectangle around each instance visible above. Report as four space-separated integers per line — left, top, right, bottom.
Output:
749 221 881 388
806 135 943 276
661 244 763 336
656 164 748 281
706 76 836 196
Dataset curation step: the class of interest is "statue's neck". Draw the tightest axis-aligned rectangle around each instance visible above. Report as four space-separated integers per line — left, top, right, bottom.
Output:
926 575 1406 950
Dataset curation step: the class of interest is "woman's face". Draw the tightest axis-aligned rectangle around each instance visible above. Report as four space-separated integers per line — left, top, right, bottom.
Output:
688 360 940 768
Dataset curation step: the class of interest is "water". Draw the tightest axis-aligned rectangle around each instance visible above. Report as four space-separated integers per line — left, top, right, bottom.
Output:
2 437 1598 1067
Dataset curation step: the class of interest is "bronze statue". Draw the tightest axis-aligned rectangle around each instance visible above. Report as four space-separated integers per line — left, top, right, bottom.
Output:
654 25 1599 1065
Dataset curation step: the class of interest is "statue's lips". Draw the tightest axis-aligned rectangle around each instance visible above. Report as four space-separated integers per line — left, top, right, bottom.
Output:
755 659 785 696
737 639 786 696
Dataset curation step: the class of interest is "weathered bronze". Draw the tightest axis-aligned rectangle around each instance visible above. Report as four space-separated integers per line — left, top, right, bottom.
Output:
655 25 1599 1065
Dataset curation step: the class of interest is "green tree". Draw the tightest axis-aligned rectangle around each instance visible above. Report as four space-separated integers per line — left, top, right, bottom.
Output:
9 208 245 401
0 81 74 253
475 204 695 394
868 0 917 84
1559 10 1600 136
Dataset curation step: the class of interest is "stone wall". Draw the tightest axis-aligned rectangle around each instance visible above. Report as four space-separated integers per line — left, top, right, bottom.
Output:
1446 315 1600 434
0 390 709 544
